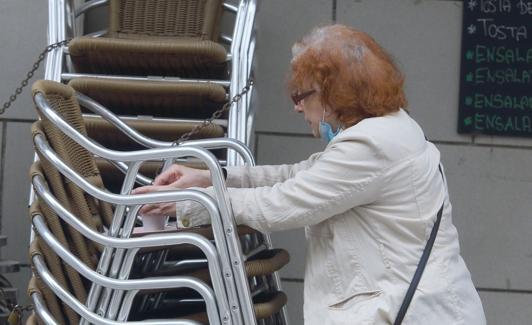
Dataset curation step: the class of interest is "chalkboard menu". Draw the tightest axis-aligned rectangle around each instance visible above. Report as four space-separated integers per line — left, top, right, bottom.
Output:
458 0 532 137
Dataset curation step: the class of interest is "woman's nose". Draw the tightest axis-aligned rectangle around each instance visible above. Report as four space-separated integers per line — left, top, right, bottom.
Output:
294 104 303 113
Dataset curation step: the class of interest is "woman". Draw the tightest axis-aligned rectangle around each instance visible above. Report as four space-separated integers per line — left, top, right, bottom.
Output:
134 25 486 324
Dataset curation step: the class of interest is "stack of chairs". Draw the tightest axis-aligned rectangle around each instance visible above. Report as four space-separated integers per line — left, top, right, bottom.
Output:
47 0 258 163
27 80 289 324
26 0 290 324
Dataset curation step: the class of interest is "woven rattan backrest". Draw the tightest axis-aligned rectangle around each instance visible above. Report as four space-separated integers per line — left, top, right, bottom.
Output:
32 81 114 228
68 78 227 119
109 0 222 40
83 116 225 150
31 123 102 268
32 81 99 181
28 274 65 325
28 232 80 324
29 157 103 307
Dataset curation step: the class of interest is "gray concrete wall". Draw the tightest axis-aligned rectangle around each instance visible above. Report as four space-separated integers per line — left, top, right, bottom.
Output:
0 0 47 307
0 0 530 323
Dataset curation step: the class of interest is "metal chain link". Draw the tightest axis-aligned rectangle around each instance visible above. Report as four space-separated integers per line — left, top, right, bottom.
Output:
7 304 33 325
172 78 254 145
1 288 33 325
2 38 253 144
0 39 70 115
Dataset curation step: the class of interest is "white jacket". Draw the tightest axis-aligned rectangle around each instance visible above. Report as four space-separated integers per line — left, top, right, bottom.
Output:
179 109 486 324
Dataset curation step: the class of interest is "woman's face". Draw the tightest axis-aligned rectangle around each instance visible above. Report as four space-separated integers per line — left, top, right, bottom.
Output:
292 87 338 137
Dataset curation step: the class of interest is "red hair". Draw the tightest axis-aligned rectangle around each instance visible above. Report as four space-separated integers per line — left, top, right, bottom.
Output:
289 25 407 127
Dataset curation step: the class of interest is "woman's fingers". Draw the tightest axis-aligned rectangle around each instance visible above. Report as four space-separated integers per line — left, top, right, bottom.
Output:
131 185 157 194
131 178 183 217
132 184 176 194
153 172 176 186
139 203 159 215
139 203 155 214
151 165 212 188
153 165 182 186
139 202 176 216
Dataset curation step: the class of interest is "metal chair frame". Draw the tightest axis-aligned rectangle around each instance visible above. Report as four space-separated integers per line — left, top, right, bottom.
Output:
30 1 290 324
71 90 286 324
32 213 221 325
47 0 258 165
33 92 259 324
31 173 230 323
31 291 61 325
32 255 205 325
32 130 231 323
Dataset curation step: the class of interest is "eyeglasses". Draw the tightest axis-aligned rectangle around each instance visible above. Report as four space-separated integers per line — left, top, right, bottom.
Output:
291 89 316 105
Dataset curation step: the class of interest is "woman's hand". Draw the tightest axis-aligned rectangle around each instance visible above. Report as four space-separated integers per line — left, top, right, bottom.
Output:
132 184 179 216
132 164 211 216
151 164 212 188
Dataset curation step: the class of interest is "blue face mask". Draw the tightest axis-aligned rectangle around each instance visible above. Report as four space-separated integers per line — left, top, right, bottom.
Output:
318 110 341 143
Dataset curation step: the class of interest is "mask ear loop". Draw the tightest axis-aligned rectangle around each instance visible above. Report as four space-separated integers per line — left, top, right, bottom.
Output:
322 109 341 132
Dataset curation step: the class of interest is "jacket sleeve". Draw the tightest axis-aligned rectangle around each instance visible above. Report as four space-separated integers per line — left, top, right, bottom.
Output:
224 152 321 188
178 140 387 233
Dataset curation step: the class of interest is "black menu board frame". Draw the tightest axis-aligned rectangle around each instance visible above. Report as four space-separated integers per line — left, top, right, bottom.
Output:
458 0 532 137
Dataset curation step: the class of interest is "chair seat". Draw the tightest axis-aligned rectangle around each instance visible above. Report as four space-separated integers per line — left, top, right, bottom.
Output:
69 36 228 78
84 116 225 150
143 291 288 324
69 78 228 119
181 249 290 283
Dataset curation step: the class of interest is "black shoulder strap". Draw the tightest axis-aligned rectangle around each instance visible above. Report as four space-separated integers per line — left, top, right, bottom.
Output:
394 164 445 325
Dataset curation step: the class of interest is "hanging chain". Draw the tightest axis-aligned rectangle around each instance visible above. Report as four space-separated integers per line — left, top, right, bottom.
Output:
6 304 33 325
0 39 252 318
1 38 253 144
1 288 33 325
172 78 254 145
0 39 70 115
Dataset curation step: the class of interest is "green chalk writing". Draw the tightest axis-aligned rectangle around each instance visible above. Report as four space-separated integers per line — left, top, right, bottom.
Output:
475 45 532 63
473 93 532 110
473 113 532 132
473 67 532 84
